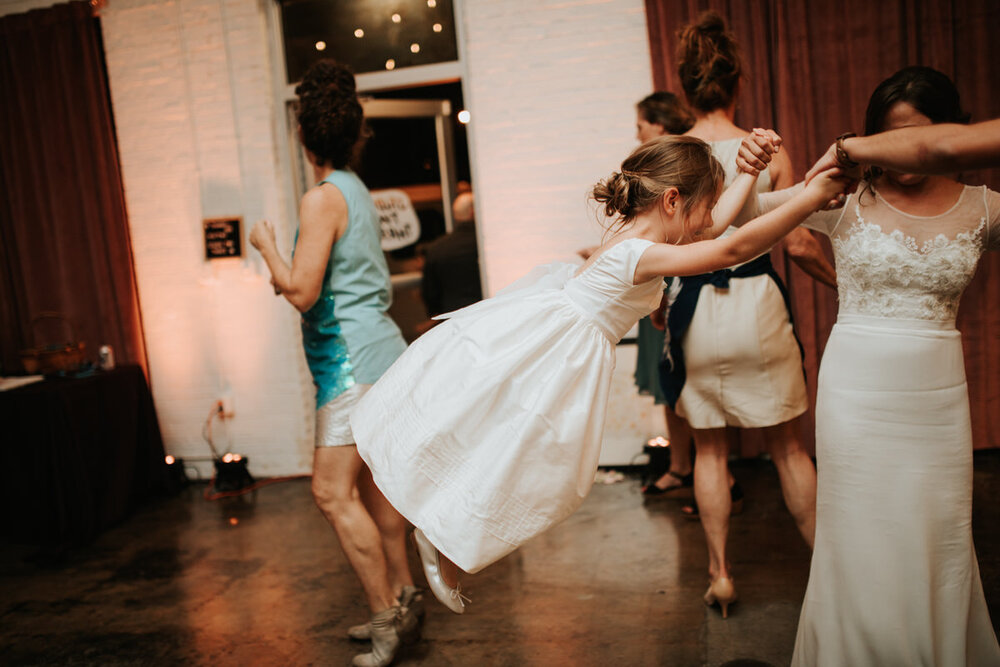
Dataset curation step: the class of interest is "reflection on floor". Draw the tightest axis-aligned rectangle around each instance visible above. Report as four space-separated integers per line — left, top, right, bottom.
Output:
3 454 1000 667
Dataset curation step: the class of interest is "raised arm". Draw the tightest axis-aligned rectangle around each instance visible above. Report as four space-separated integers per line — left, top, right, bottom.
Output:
251 185 343 312
634 169 848 282
737 131 838 288
702 170 759 238
701 129 779 237
805 120 1000 182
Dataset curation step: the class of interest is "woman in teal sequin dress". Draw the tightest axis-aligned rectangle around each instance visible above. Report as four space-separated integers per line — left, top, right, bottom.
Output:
251 60 417 667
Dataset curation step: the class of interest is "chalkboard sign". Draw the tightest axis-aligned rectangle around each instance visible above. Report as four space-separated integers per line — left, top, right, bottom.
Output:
204 218 242 259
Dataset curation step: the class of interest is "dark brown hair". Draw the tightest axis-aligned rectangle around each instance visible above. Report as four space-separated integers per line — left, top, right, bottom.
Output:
592 135 724 233
637 91 695 135
295 60 367 169
863 66 970 185
676 11 742 113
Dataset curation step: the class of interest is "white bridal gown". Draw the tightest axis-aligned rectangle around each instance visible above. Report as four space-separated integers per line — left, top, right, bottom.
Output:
351 238 662 573
761 184 1000 666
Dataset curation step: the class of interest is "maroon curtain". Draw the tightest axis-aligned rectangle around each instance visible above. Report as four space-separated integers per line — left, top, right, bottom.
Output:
0 1 146 376
645 0 1000 451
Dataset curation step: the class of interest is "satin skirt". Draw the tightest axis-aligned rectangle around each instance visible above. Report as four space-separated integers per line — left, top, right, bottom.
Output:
352 265 614 574
792 314 1000 666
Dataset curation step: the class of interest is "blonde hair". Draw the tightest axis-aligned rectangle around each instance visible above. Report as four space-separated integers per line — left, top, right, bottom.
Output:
592 135 723 235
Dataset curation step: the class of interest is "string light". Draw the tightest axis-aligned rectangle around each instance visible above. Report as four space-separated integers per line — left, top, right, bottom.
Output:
410 43 420 53
391 13 401 23
314 40 326 51
385 59 396 70
427 0 436 6
354 28 364 38
458 110 471 124
433 23 442 32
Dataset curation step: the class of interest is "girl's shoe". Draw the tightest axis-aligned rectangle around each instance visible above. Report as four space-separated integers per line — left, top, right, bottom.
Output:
413 528 468 614
641 470 693 497
682 480 744 520
703 576 738 619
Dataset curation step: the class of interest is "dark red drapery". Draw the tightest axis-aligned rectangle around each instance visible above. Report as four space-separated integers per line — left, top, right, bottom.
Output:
0 1 146 376
644 0 1000 451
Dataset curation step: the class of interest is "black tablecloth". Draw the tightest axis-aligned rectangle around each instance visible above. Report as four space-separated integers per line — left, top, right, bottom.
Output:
0 365 170 546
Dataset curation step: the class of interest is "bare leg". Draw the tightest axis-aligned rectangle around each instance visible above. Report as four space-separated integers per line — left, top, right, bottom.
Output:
761 418 817 548
692 427 732 579
312 446 396 613
357 466 415 597
652 405 694 489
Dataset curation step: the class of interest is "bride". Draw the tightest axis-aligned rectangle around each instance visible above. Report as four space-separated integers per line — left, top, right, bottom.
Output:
742 65 1000 666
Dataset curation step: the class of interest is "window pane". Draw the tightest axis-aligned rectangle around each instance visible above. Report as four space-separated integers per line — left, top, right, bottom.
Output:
280 0 459 82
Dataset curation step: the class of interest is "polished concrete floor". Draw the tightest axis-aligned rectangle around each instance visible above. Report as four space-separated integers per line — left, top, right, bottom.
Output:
3 454 1000 667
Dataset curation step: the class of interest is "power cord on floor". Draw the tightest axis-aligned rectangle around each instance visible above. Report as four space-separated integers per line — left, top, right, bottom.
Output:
202 474 310 501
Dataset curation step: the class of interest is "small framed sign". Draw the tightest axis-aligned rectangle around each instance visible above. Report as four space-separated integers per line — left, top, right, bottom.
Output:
204 218 243 259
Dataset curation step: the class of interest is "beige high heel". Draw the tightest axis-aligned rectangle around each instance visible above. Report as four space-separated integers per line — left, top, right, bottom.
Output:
703 576 737 619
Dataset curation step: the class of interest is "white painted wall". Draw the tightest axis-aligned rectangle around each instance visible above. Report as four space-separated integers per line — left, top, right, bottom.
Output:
97 0 315 477
459 0 657 291
2 0 666 472
458 0 665 463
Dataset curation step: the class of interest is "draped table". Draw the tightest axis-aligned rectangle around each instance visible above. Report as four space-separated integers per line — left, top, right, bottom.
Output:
0 365 170 546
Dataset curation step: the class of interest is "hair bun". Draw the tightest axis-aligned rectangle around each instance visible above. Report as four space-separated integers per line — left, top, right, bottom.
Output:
695 10 726 35
592 171 633 219
330 65 357 95
676 11 742 112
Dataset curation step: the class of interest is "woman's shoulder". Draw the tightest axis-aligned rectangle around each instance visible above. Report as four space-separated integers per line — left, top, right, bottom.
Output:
300 181 349 234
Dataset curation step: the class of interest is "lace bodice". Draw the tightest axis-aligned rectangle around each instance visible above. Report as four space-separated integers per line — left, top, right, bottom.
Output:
760 184 1000 322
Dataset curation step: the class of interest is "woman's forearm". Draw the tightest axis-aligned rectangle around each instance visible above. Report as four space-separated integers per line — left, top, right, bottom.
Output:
260 245 316 311
784 228 837 289
843 120 1000 174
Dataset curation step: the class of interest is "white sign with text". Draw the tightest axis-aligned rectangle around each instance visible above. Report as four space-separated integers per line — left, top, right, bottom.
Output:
372 189 420 251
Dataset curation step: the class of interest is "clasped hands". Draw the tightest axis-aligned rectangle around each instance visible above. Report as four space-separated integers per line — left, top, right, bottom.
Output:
737 129 859 209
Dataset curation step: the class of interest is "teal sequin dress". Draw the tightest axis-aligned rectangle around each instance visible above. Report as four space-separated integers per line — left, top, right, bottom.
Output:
299 169 406 409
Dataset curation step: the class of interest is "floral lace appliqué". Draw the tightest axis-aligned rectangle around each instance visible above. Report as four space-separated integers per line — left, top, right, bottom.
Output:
832 206 986 321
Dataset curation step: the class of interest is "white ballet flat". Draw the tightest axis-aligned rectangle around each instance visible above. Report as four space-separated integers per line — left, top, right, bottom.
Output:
412 528 468 614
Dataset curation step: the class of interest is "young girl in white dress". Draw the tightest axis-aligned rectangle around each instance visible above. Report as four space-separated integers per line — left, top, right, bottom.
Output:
742 66 1000 666
351 134 847 617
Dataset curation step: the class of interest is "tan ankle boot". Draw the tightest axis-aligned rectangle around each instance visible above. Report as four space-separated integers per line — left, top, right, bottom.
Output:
351 607 401 667
348 586 424 642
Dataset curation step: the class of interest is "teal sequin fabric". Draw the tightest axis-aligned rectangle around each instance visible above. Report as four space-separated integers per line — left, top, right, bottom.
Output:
296 169 406 410
301 288 356 408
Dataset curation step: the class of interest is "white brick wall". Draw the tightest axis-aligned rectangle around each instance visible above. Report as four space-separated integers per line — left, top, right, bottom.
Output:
98 0 315 477
459 0 665 463
2 0 666 472
460 0 656 293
